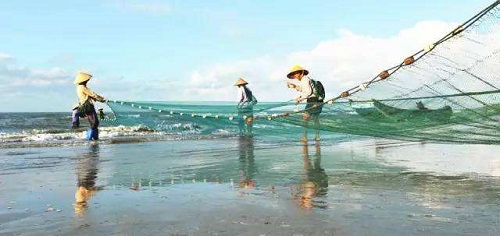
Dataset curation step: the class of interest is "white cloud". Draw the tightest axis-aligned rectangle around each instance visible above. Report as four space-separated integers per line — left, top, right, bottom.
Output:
0 58 70 87
0 53 15 64
100 77 176 101
182 55 279 101
0 54 74 111
5 20 491 112
31 67 69 85
182 20 459 102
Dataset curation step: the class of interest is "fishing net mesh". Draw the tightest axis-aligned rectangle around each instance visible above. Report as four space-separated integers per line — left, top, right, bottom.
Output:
106 1 500 144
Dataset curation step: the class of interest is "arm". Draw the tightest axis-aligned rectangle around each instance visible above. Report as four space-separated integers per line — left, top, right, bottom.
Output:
82 86 105 102
287 82 300 90
287 82 304 103
237 87 244 104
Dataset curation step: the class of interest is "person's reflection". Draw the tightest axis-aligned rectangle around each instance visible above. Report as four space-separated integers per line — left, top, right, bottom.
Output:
295 140 328 210
74 144 103 216
238 135 256 189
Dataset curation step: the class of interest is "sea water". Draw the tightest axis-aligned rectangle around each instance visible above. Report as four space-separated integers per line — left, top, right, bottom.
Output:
1 111 500 235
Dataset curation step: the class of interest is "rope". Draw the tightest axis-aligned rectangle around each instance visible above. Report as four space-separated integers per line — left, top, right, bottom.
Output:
106 100 298 121
323 0 500 105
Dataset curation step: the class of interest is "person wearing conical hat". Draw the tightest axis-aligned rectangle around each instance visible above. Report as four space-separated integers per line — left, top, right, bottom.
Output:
74 72 106 141
97 108 105 120
286 65 312 103
71 103 81 129
234 78 258 135
286 65 322 142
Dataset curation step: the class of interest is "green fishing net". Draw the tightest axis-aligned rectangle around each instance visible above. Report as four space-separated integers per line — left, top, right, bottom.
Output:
106 1 500 144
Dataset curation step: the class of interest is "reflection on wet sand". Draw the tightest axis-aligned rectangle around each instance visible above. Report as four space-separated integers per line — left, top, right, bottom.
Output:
294 141 329 210
238 135 256 189
74 144 103 216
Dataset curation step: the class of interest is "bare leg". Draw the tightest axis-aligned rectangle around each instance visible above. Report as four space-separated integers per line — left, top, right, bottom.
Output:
301 129 308 143
301 112 310 143
246 116 253 135
314 115 320 141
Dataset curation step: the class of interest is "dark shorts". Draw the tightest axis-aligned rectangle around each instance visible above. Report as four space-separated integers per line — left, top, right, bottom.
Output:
305 97 323 115
85 104 99 130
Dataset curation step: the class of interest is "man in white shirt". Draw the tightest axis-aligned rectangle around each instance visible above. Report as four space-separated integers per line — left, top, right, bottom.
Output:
286 65 322 142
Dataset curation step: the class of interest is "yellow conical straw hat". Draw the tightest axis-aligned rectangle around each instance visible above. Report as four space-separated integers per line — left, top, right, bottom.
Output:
287 65 309 79
234 78 248 86
73 72 92 85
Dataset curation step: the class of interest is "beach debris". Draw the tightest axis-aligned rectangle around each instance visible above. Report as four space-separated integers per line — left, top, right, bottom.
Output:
78 223 91 229
130 185 139 191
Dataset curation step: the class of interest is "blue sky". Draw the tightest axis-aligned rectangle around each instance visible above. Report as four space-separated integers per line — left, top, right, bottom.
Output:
0 0 494 112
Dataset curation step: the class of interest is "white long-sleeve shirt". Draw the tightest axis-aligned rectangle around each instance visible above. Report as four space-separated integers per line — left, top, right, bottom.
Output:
295 76 314 101
237 86 248 103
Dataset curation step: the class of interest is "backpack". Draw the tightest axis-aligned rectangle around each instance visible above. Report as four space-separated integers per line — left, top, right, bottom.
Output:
77 100 93 118
243 86 258 105
309 79 325 101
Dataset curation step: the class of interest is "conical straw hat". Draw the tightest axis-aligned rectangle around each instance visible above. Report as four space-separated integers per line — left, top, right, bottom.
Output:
234 78 248 86
287 65 309 79
74 72 93 85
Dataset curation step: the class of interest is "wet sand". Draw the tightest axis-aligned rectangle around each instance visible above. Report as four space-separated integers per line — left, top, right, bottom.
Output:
1 138 500 235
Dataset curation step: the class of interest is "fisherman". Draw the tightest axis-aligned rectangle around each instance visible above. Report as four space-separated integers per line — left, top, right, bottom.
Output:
235 78 257 135
71 104 80 129
74 72 106 141
286 65 323 142
416 101 428 111
98 108 105 120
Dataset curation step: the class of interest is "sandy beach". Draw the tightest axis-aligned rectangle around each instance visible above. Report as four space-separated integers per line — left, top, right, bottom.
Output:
1 137 500 235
